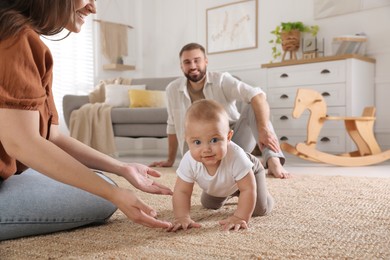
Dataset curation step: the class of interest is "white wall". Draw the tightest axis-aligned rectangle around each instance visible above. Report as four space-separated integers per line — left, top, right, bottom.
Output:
94 0 140 80
94 0 390 149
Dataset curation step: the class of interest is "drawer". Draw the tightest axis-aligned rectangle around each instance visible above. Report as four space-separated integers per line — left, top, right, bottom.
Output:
270 107 346 130
267 84 346 108
267 60 346 87
277 129 346 153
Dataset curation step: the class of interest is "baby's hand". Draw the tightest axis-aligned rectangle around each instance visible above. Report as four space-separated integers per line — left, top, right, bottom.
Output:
219 215 248 231
167 216 201 232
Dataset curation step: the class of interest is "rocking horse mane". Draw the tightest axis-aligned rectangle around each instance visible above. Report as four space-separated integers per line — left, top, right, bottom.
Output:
292 88 328 146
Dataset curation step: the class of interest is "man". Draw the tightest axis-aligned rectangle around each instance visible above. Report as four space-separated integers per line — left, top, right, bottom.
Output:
150 43 289 178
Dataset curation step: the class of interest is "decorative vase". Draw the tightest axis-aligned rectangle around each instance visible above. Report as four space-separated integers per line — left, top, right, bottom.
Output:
281 29 301 61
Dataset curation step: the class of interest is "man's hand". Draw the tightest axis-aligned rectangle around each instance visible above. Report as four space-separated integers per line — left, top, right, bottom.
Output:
258 127 280 153
121 163 173 195
149 134 178 168
149 160 174 167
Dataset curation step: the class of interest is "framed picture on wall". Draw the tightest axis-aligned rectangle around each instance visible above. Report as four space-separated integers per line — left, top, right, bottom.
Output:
206 0 258 54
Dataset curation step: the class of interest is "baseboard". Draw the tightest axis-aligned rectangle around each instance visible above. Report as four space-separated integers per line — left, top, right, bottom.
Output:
115 137 169 156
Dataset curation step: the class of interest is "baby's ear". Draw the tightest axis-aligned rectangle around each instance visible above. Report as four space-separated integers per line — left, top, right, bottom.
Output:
227 129 234 141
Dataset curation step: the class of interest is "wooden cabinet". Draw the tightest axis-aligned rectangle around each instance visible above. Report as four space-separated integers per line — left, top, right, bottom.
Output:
262 55 375 153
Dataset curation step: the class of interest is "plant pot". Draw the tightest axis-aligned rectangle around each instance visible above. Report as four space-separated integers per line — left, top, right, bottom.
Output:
281 29 301 51
281 29 301 60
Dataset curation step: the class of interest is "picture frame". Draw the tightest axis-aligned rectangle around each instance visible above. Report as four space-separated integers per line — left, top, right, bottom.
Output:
206 0 258 54
302 37 317 53
314 0 390 19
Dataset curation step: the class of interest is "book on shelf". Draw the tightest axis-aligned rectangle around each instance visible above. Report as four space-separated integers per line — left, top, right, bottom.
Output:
333 34 367 55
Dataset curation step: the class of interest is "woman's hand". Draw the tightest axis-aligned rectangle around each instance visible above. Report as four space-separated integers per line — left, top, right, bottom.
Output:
219 215 248 231
114 187 172 228
167 216 201 232
121 163 173 195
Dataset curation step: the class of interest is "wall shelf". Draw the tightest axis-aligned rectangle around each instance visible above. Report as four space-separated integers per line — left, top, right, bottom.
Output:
261 54 375 68
103 64 136 71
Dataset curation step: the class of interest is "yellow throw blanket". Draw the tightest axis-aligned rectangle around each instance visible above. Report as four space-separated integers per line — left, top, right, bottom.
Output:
69 103 116 156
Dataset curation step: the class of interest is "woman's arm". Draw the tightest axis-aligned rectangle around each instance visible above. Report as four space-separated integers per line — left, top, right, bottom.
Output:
0 108 171 228
49 124 172 195
49 123 123 172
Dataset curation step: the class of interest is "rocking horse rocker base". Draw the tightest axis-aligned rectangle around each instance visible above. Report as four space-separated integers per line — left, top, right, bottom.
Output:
282 142 390 167
281 88 390 166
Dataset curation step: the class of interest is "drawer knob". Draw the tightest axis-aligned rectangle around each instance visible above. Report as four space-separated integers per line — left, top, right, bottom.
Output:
280 73 289 78
280 94 289 99
280 136 288 141
320 69 330 74
321 92 330 97
280 115 289 120
320 137 331 142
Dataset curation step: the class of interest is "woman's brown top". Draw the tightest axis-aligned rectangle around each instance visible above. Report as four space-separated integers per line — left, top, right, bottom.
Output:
0 28 59 180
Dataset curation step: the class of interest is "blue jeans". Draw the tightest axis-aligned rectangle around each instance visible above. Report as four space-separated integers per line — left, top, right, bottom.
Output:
0 169 117 241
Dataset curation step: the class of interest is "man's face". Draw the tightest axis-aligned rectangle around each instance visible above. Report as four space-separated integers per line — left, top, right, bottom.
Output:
180 49 208 83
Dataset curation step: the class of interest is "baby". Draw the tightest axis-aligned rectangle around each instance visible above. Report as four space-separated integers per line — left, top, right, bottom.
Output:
168 99 274 232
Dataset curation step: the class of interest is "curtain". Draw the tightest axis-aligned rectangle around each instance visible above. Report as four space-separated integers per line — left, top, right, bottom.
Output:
42 17 95 134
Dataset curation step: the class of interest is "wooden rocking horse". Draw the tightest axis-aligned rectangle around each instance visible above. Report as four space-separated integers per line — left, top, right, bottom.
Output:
280 88 390 166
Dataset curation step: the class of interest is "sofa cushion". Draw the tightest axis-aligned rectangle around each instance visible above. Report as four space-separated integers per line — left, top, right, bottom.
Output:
110 107 168 124
105 84 146 107
128 89 166 108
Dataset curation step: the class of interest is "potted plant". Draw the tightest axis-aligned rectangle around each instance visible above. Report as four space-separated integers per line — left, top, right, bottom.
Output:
269 21 319 61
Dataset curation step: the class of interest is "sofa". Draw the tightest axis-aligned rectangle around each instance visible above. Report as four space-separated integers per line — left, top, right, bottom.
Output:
63 77 178 138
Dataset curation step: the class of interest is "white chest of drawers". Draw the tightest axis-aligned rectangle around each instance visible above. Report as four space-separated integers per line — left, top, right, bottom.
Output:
261 55 375 153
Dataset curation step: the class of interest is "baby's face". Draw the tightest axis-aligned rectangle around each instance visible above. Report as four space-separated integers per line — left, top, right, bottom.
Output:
185 119 231 170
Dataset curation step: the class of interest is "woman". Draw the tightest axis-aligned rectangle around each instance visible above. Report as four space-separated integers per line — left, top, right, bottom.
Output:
0 0 172 241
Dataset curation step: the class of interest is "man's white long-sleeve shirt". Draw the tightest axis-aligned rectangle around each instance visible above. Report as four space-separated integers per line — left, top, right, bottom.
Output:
166 71 265 156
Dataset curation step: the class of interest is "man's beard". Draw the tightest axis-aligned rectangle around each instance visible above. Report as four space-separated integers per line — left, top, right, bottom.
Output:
184 68 206 83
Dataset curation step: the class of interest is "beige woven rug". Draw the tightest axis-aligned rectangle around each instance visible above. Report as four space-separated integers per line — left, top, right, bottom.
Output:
1 168 390 259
